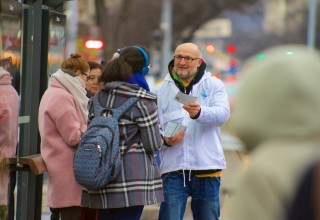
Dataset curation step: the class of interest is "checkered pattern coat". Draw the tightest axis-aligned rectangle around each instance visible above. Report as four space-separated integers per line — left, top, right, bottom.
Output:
81 81 163 209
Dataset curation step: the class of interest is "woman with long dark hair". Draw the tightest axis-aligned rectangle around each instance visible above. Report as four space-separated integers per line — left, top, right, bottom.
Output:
81 46 163 220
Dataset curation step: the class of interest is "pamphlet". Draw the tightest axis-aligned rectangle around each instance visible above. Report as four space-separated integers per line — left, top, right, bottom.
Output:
174 91 197 104
164 122 187 138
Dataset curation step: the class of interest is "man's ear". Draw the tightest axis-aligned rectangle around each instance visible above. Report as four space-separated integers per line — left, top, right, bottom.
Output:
197 59 203 68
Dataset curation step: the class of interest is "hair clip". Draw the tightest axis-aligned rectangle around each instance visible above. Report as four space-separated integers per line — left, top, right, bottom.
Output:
112 53 120 60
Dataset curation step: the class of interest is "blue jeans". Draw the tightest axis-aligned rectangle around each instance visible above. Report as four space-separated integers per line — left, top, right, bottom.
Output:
159 172 221 220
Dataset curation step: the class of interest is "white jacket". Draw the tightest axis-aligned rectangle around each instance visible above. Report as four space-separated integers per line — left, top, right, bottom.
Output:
152 71 230 175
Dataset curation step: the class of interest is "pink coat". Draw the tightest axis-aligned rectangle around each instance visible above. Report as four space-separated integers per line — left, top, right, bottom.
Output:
39 77 87 208
0 68 19 205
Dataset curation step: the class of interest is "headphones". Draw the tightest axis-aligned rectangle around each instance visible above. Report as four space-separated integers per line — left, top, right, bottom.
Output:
132 46 150 76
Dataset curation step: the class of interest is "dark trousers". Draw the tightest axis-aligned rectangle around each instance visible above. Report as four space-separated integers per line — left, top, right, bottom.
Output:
50 206 81 220
99 205 144 220
80 207 98 220
8 169 16 220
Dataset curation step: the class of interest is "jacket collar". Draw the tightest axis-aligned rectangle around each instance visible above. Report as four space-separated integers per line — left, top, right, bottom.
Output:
167 59 207 94
102 81 156 100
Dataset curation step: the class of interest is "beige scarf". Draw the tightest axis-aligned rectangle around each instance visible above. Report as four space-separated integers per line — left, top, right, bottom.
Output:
51 69 89 122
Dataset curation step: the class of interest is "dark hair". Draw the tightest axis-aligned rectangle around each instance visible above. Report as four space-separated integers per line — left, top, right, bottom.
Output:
61 53 90 73
88 61 102 70
99 46 150 83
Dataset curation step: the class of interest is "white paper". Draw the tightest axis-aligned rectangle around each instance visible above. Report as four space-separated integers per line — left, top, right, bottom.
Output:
174 91 197 104
164 122 187 138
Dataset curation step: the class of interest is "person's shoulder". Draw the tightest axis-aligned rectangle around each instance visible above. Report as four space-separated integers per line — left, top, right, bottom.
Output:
41 90 79 119
136 89 157 101
0 85 19 105
151 84 161 95
43 85 75 105
201 72 223 85
1 84 18 94
9 85 19 99
151 79 170 95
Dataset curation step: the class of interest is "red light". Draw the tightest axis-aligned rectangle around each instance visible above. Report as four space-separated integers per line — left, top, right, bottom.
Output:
226 44 236 54
84 40 104 49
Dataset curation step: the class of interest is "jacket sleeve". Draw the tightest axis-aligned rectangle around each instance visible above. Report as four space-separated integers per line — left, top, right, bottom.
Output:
55 104 83 148
195 78 230 126
136 99 163 154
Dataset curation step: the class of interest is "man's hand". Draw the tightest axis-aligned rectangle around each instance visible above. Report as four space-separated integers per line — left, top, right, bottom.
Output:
183 101 201 118
164 131 185 146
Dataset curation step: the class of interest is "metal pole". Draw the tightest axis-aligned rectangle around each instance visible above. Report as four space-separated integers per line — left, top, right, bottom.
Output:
160 0 172 78
17 0 43 219
65 0 78 55
307 0 318 49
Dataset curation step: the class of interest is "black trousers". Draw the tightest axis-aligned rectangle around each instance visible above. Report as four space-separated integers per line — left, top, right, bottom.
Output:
8 168 16 220
50 206 81 220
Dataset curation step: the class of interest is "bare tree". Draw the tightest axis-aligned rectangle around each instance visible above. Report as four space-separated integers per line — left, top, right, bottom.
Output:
93 0 319 60
94 0 259 59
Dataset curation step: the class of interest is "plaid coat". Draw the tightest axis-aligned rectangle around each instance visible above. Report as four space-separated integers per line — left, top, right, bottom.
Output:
81 81 163 209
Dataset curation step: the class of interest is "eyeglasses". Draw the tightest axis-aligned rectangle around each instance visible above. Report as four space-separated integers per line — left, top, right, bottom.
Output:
174 55 200 63
87 75 99 81
81 71 89 77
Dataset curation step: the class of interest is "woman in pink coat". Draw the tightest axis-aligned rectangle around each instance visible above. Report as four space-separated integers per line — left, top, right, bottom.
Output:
39 53 89 220
0 66 19 219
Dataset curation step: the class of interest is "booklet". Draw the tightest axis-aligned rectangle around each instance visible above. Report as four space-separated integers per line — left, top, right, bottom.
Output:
174 91 197 104
163 122 187 138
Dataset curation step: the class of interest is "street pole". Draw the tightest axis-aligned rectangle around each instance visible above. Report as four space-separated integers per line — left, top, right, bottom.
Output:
65 0 78 55
160 0 172 78
307 0 318 49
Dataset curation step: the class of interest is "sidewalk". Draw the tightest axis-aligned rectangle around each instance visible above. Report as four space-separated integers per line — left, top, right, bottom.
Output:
41 149 246 220
41 197 195 220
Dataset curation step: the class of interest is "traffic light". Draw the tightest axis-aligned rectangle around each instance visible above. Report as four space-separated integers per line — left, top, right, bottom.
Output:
205 43 215 54
226 44 236 54
84 39 104 50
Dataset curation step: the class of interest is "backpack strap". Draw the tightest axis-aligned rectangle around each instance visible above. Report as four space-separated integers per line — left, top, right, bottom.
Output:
92 93 106 116
112 97 139 120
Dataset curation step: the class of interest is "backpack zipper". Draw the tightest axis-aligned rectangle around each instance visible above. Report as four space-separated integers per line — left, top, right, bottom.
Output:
97 145 102 158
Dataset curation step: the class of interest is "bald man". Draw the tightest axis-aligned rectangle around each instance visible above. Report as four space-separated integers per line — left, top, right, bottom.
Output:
153 43 230 220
